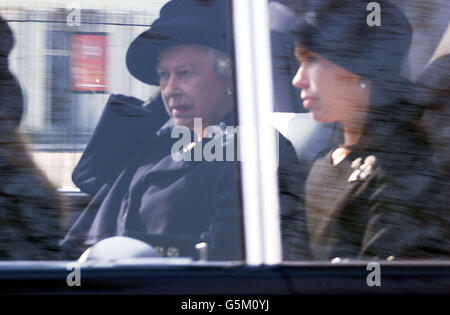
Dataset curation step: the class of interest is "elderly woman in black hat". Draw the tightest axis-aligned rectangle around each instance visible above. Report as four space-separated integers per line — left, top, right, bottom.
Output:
290 0 448 260
0 16 63 259
61 0 245 260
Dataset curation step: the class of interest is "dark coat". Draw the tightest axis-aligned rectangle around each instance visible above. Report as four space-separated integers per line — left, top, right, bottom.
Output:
61 94 244 260
305 125 449 260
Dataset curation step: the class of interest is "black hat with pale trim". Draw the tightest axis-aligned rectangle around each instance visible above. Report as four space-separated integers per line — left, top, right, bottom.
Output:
126 0 230 85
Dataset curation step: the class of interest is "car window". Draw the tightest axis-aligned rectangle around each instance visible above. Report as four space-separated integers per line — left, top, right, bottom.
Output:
1 0 448 268
0 0 245 262
269 0 450 262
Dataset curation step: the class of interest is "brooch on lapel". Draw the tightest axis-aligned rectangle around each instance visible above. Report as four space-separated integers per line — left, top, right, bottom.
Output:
348 155 377 183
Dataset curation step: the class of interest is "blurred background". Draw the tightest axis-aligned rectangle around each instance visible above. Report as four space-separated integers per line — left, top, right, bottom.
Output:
0 0 167 189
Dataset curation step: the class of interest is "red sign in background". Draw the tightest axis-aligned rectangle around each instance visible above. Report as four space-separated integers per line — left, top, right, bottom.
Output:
71 34 107 92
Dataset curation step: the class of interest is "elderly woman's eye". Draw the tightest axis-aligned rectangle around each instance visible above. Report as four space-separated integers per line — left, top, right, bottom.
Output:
157 71 169 82
178 70 194 78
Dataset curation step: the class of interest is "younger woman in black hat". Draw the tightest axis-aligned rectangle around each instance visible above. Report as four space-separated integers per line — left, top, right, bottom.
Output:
291 0 448 260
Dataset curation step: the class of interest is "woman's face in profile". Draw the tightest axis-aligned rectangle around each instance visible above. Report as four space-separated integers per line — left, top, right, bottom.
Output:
157 45 232 133
292 46 369 125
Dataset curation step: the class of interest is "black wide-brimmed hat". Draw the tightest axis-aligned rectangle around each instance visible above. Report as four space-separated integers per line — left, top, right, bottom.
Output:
126 0 230 85
293 0 412 81
0 15 23 130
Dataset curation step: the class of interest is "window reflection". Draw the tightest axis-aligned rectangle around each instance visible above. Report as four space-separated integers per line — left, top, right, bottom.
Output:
61 0 243 261
271 0 450 261
0 15 62 260
1 0 244 262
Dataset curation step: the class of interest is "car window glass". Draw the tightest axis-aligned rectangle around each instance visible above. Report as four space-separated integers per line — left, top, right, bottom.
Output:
269 0 450 262
0 0 245 263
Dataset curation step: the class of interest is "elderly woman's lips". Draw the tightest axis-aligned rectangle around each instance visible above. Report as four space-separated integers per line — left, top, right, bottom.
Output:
171 105 192 116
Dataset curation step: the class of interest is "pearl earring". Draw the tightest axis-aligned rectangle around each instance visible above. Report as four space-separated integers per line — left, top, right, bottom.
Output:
227 88 232 95
359 81 367 89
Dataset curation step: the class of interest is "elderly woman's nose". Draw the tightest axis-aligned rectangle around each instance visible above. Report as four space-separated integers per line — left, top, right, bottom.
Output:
166 73 178 87
161 73 181 94
292 66 308 89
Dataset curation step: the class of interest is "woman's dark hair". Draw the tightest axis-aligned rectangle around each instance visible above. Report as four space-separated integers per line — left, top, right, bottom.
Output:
351 74 426 152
